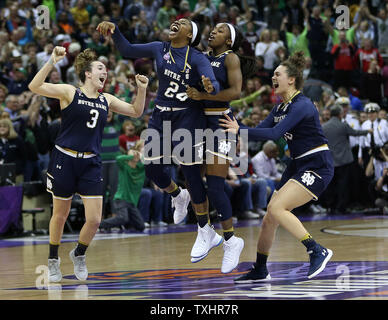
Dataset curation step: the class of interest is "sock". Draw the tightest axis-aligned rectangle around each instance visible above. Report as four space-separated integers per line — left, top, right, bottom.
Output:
223 227 234 241
49 243 60 259
74 242 88 256
300 233 317 251
255 252 268 267
196 211 209 228
168 184 181 198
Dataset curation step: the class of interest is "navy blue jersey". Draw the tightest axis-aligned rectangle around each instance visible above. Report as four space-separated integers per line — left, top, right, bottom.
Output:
112 27 219 109
55 88 109 155
240 93 328 159
203 50 232 110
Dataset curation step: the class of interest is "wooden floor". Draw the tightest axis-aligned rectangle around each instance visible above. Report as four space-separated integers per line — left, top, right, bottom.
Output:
1 214 388 301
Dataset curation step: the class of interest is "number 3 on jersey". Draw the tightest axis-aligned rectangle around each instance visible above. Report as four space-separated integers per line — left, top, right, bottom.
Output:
164 81 188 101
87 109 99 128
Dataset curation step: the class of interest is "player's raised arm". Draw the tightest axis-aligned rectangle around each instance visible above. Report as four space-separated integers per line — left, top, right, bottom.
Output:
96 21 161 59
28 46 75 103
104 74 149 118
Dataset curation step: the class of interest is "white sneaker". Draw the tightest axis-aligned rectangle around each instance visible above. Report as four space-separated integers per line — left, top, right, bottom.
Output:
48 258 62 283
191 224 223 262
221 236 244 273
69 249 88 281
172 188 191 224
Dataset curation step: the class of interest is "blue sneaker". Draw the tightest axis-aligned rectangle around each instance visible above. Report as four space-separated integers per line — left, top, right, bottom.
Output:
234 264 271 283
307 244 333 279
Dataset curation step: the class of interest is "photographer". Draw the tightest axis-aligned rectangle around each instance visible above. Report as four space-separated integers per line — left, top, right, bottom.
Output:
365 143 388 212
358 103 388 168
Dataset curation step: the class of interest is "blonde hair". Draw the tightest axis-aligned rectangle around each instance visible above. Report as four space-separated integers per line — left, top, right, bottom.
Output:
0 118 18 139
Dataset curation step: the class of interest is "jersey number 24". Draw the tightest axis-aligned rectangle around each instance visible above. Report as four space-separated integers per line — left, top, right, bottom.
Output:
164 81 188 101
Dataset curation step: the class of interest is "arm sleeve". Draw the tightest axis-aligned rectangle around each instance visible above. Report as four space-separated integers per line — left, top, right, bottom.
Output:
111 24 162 59
116 154 134 169
194 53 220 94
244 104 306 141
345 123 369 136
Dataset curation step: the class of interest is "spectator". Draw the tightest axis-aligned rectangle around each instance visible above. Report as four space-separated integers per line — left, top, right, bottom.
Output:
0 117 25 175
358 103 388 170
156 0 177 31
70 0 90 31
322 104 370 214
101 110 121 219
365 142 388 211
251 140 282 197
280 15 310 59
363 58 383 105
331 30 357 90
119 120 140 152
0 84 8 112
99 143 145 232
255 28 280 72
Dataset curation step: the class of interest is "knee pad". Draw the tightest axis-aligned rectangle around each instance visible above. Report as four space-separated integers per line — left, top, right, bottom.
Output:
180 165 206 204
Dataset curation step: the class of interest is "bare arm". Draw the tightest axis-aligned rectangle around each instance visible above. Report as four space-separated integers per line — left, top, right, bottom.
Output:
28 46 75 106
104 74 149 118
187 53 242 101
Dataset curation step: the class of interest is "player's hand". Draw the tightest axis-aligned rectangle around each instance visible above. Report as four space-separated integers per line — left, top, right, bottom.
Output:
219 114 239 134
186 86 203 100
135 74 149 89
96 21 115 37
51 46 66 64
201 75 214 93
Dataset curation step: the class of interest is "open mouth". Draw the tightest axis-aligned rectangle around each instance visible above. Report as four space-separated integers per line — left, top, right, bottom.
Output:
99 77 106 85
273 82 279 89
170 23 180 35
208 34 215 42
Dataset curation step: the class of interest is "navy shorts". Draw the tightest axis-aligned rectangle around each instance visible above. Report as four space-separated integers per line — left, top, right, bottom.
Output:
204 110 237 162
46 147 103 199
276 150 334 200
143 106 206 165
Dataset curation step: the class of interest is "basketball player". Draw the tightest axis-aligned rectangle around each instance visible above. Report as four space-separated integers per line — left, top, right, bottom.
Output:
97 20 221 259
220 51 334 281
28 47 149 282
180 23 257 273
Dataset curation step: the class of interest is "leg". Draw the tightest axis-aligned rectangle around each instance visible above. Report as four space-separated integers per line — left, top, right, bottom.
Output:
150 189 164 223
99 199 129 229
78 197 103 246
137 188 152 223
49 197 72 247
126 203 145 231
206 157 244 273
69 197 102 281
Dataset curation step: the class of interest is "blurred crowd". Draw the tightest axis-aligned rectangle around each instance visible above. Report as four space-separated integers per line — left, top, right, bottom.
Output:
1 0 388 232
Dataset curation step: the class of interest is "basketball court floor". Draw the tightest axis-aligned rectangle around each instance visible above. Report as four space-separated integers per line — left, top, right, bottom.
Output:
1 213 388 301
